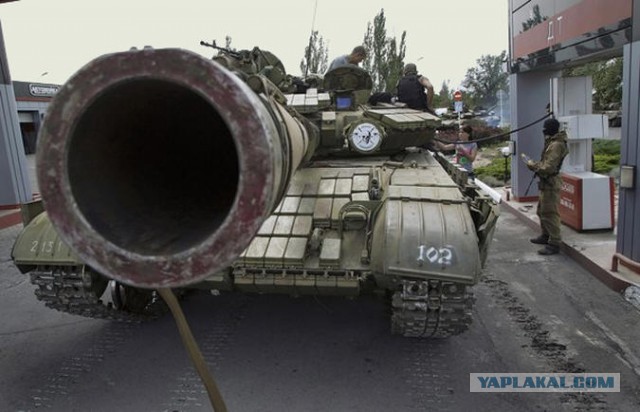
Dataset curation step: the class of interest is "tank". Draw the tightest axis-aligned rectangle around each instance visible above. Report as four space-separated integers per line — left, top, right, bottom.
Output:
11 44 499 337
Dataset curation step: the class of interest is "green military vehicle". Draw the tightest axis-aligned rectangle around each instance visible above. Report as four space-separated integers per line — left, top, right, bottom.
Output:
11 44 499 338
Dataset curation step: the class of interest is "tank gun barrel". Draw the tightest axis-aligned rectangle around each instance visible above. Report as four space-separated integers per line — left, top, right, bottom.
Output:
36 48 316 288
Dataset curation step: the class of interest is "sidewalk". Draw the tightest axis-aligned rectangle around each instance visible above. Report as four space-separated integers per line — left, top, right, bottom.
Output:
499 187 640 292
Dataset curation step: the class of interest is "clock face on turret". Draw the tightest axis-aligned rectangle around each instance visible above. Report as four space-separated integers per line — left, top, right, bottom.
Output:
348 122 383 153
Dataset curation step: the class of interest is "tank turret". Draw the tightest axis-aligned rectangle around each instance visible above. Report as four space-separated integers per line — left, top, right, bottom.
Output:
12 45 499 337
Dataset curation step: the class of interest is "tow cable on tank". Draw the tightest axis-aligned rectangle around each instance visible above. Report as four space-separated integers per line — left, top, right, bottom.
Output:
157 288 228 412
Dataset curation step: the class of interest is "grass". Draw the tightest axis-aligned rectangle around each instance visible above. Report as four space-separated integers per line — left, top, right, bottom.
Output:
475 155 510 185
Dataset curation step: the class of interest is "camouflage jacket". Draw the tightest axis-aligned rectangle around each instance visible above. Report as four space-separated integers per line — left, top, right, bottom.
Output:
528 131 569 181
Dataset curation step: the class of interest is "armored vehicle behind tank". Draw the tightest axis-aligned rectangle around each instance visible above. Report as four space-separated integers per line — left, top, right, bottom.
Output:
12 43 499 338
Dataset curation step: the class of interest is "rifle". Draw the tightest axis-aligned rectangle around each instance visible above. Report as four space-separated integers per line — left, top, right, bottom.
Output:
200 40 241 59
524 173 537 197
520 153 537 197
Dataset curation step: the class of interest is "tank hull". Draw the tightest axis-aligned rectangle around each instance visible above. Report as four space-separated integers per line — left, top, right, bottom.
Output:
11 47 499 338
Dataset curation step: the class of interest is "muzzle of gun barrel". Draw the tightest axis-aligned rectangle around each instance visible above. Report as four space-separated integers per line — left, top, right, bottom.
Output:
36 48 309 288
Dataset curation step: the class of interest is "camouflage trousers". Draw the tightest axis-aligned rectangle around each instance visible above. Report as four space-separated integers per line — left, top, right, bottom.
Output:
536 187 562 246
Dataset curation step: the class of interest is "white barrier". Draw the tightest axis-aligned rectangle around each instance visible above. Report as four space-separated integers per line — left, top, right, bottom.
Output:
475 178 503 204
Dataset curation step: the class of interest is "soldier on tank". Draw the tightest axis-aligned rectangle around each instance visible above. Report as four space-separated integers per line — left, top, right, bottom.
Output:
522 118 569 255
327 45 367 72
395 63 434 112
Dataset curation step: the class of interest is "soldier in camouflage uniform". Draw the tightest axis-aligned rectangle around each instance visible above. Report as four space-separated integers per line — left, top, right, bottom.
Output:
524 118 569 255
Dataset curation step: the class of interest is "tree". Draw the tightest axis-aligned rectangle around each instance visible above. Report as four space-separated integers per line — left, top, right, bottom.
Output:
433 81 452 109
564 57 623 110
522 5 545 31
361 9 406 92
386 32 406 94
462 51 509 108
300 31 329 76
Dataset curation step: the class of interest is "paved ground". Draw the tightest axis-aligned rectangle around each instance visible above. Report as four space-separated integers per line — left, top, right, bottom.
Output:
1 153 639 411
500 187 640 293
1 208 639 412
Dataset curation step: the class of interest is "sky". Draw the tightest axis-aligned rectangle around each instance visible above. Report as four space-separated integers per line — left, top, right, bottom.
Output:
1 0 509 91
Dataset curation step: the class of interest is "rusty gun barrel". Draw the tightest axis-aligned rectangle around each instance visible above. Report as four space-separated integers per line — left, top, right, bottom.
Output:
36 48 315 288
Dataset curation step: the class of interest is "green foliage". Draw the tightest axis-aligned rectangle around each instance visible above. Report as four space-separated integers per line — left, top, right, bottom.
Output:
433 81 452 109
462 51 509 108
522 5 545 31
475 155 511 183
300 31 329 76
362 9 406 92
564 58 623 110
385 32 406 93
593 154 619 174
592 139 621 174
592 139 620 156
362 11 385 91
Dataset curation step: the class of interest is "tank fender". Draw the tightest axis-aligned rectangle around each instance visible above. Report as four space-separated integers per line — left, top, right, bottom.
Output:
370 185 482 288
11 212 82 270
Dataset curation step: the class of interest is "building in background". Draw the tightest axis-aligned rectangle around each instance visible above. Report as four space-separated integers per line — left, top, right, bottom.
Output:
508 0 640 276
12 81 58 154
1 14 31 207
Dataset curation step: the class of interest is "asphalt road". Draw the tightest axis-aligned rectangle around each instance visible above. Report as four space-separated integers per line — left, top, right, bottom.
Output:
1 209 639 412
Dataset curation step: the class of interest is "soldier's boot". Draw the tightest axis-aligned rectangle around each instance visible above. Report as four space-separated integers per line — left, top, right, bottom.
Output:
538 244 560 255
530 234 549 245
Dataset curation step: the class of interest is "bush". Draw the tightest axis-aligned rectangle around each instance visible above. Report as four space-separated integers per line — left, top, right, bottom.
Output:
592 139 620 174
592 139 620 156
475 156 511 184
593 154 619 174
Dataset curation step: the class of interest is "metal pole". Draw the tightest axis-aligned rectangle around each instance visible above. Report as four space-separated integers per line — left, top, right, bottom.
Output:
504 156 508 186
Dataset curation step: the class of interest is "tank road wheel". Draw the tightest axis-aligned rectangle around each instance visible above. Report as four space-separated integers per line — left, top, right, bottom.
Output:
90 269 109 296
109 280 157 314
29 265 166 322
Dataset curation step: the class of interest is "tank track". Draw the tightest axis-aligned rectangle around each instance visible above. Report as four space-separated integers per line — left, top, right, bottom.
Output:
29 265 167 322
391 279 473 338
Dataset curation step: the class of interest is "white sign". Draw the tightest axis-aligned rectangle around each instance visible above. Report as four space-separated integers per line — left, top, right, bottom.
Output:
454 101 463 113
29 84 60 97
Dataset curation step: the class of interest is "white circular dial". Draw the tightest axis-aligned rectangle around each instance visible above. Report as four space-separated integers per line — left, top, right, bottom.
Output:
349 122 382 153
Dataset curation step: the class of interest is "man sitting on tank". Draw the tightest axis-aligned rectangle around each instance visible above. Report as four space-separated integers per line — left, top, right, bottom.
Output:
395 63 434 113
326 45 367 72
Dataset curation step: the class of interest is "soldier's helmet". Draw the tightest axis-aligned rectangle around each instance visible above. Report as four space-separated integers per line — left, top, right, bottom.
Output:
543 118 560 135
403 63 417 75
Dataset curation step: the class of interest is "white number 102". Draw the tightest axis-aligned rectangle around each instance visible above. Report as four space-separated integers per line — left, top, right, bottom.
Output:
417 245 454 266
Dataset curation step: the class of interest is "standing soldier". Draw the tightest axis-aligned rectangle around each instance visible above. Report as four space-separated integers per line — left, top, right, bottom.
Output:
522 118 569 255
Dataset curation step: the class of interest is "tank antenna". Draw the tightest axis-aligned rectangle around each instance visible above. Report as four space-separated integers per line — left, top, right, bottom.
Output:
304 0 319 77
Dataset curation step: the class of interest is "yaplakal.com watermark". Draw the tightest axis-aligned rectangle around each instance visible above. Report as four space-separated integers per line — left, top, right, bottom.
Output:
470 373 620 392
